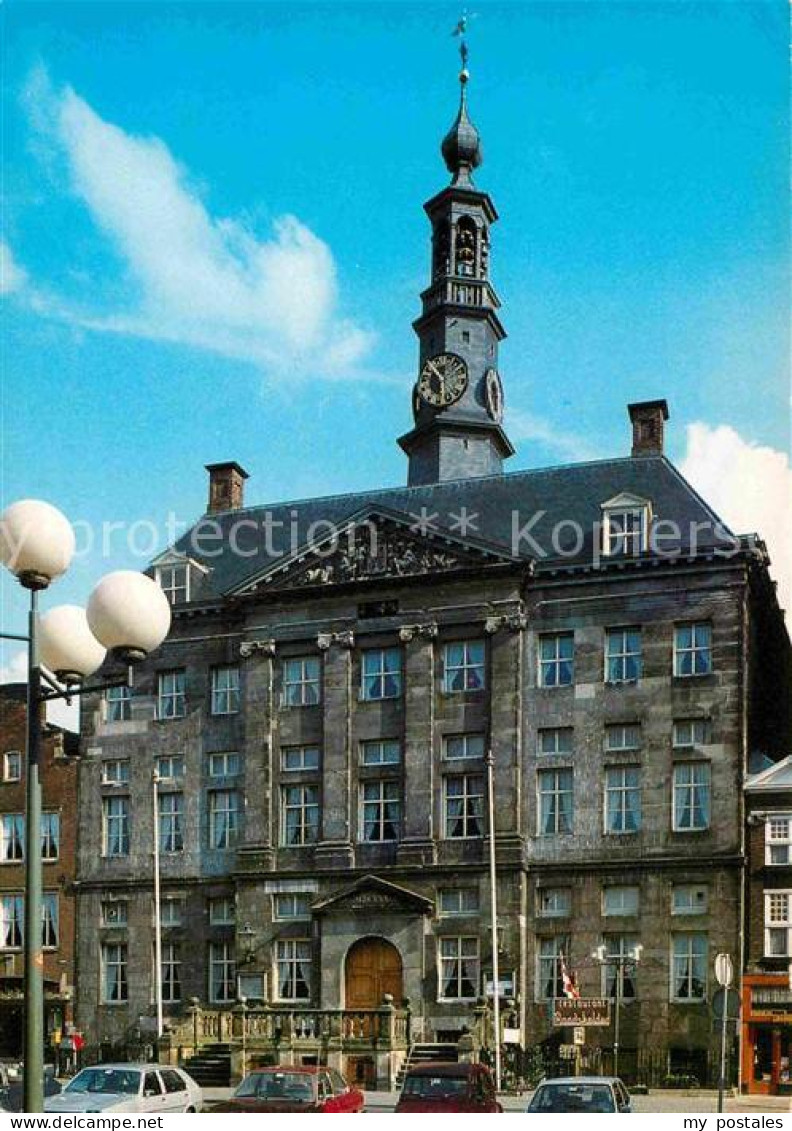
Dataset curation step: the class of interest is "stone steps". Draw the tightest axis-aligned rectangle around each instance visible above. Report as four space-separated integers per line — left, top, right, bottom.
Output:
395 1043 459 1090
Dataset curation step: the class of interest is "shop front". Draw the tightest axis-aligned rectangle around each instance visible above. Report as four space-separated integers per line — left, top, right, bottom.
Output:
741 974 792 1095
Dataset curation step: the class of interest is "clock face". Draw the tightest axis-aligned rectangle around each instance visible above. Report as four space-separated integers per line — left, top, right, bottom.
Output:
485 367 504 422
417 353 469 407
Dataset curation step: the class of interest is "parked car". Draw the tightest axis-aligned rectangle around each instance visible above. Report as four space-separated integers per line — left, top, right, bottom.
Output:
211 1065 364 1113
0 1064 61 1112
527 1076 632 1113
44 1065 202 1113
395 1062 502 1112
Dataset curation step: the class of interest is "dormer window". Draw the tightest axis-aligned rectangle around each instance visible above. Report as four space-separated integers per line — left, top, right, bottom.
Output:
601 494 652 557
157 564 189 605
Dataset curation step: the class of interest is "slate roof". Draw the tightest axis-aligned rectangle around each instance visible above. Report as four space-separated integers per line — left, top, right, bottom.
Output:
169 454 738 602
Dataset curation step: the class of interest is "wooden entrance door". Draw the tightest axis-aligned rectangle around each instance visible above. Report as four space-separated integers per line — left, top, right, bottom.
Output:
345 937 403 1008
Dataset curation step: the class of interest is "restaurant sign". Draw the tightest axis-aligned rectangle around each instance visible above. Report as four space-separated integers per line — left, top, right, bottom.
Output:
553 998 611 1027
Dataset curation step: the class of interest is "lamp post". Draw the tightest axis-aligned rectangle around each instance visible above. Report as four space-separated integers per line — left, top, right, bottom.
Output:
714 953 734 1113
592 942 643 1079
485 749 501 1093
0 499 171 1112
152 770 163 1040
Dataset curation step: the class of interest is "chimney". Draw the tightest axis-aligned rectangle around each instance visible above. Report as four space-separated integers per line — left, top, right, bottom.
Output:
628 399 669 457
205 461 249 514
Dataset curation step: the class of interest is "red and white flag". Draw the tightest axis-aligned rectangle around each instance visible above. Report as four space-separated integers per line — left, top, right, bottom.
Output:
559 951 580 999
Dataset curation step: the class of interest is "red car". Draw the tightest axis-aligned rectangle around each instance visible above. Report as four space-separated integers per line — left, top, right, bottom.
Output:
211 1065 364 1113
395 1062 502 1112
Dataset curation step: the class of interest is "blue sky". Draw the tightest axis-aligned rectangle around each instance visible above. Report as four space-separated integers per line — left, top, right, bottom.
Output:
2 1 790 703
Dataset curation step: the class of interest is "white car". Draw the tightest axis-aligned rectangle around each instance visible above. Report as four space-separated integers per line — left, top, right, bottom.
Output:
45 1064 202 1113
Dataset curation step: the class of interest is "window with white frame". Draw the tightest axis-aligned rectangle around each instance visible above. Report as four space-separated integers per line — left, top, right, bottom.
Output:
602 886 640 917
157 670 186 720
41 812 59 860
209 752 240 778
208 790 239 850
2 751 21 782
105 685 131 723
766 817 792 865
601 935 639 999
101 759 130 786
360 780 401 842
603 507 648 556
209 897 235 925
160 897 183 927
209 941 235 1002
439 889 480 916
156 564 189 605
671 885 708 916
443 734 485 761
101 942 128 1002
100 900 128 927
537 936 569 1000
538 769 573 835
443 641 485 693
156 755 184 781
43 893 59 949
157 792 184 853
537 888 571 918
1 815 24 862
281 785 320 846
765 891 792 957
275 939 311 1000
0 895 23 949
360 648 402 700
443 774 484 838
538 728 574 756
674 622 713 677
605 628 642 683
538 633 574 688
361 740 401 767
673 719 713 748
283 657 321 707
671 933 707 1000
673 763 711 831
281 745 320 772
605 724 642 752
160 942 182 1002
274 893 312 921
211 665 240 716
604 767 641 834
439 936 480 1000
102 797 130 857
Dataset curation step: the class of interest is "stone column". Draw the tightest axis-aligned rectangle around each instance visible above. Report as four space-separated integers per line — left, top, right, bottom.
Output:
315 631 355 868
397 624 437 866
486 613 526 859
240 640 277 868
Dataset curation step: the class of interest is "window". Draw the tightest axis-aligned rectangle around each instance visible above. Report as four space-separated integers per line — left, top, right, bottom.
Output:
443 641 485 693
41 813 60 860
765 892 792 957
361 648 402 700
42 893 59 948
443 774 484 838
209 941 235 1002
537 888 571 918
274 893 312 921
105 685 131 723
0 895 23 949
102 797 130 857
361 740 401 767
208 790 239 850
673 719 712 748
281 785 320 846
672 885 708 916
160 897 183 927
101 759 130 786
281 746 320 772
602 886 640 917
160 942 182 1002
102 942 128 1002
439 889 480 916
156 755 184 781
538 728 574 757
674 622 712 677
209 897 235 925
604 767 641 834
100 900 128 927
157 792 184 853
283 657 321 707
538 937 569 1000
275 939 311 1000
161 1070 187 1095
2 751 21 782
603 508 647 556
211 665 240 715
538 633 574 687
767 818 792 865
443 734 485 761
157 564 189 605
209 752 240 778
601 935 639 999
439 936 479 1000
605 628 642 683
538 769 573 835
157 670 186 720
360 780 401 842
0 815 24 861
671 933 707 1000
605 724 641 752
673 763 711 831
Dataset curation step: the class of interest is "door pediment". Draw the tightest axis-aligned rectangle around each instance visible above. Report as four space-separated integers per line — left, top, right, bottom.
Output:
313 874 433 917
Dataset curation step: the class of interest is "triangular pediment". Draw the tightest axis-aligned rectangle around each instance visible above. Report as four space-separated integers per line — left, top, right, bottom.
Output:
601 492 651 511
746 754 792 793
231 506 516 596
312 874 433 917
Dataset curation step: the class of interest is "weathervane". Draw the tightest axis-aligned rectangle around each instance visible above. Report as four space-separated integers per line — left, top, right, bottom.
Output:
452 11 475 82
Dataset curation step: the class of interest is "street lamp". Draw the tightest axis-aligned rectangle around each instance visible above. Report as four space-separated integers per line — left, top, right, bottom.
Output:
0 499 171 1112
592 942 642 1080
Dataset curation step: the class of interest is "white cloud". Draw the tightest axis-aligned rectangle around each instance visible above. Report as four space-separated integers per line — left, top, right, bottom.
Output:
25 70 375 379
0 241 27 295
507 407 603 463
680 423 792 621
0 646 79 731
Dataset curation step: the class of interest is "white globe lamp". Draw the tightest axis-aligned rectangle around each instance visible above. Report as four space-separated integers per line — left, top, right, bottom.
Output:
0 500 76 589
39 605 107 685
87 571 171 663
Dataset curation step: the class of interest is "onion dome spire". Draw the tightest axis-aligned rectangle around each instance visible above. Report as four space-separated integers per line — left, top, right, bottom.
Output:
441 37 482 186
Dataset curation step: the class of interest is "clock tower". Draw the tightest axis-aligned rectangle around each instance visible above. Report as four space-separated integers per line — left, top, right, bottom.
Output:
398 51 514 486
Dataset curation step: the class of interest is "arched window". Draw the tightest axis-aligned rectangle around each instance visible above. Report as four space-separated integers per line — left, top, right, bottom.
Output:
455 216 477 277
433 221 451 280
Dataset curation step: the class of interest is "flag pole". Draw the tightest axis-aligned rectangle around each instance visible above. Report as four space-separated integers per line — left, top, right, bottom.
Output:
486 749 502 1092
